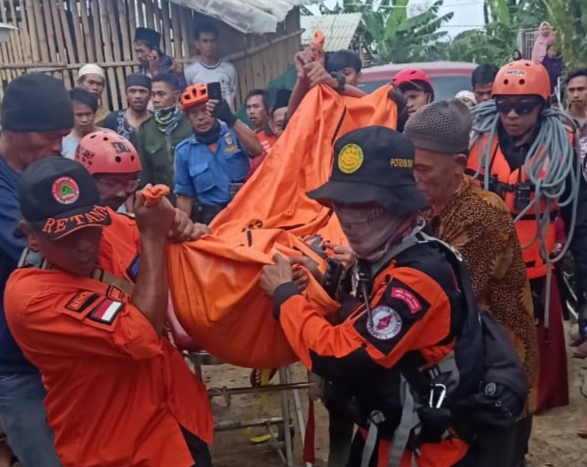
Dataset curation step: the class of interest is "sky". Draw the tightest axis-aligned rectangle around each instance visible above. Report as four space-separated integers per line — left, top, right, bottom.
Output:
306 0 486 38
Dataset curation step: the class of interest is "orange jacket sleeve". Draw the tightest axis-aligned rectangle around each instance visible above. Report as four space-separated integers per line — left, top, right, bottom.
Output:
5 277 162 361
272 267 454 380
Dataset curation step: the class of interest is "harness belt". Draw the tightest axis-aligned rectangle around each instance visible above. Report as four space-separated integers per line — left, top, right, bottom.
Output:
358 232 464 467
18 248 136 294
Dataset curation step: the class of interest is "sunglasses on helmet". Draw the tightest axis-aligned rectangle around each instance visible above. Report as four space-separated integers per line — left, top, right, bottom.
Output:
495 97 542 115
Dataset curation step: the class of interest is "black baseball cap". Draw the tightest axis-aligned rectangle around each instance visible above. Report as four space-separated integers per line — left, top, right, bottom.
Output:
19 157 111 239
307 126 428 215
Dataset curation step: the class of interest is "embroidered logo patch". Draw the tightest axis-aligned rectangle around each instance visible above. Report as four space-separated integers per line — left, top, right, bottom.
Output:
337 144 364 174
390 287 422 314
65 291 98 313
88 299 124 325
367 306 402 340
52 177 79 204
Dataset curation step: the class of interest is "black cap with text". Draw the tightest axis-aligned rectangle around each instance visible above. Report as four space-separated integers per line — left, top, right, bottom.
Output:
19 157 111 239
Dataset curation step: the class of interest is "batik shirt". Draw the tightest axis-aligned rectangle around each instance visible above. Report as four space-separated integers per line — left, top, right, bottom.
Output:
428 176 539 414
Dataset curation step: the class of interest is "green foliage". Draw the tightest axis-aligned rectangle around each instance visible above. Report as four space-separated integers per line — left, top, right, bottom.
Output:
545 0 587 70
315 0 453 64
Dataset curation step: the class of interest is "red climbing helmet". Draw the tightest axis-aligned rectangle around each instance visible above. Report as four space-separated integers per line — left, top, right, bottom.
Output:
75 131 142 175
392 68 434 100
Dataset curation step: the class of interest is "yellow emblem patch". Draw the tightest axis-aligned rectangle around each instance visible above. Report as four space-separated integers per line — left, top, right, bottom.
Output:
337 144 364 174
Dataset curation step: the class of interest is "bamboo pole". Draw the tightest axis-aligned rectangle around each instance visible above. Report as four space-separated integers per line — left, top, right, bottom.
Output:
65 0 85 63
90 0 104 63
7 0 24 65
100 0 119 111
128 0 138 44
47 0 68 82
57 0 78 66
78 0 94 62
42 0 59 76
0 0 16 81
145 0 155 30
179 7 191 60
117 0 134 79
105 0 124 111
169 2 182 58
160 1 171 54
19 0 33 63
25 0 39 62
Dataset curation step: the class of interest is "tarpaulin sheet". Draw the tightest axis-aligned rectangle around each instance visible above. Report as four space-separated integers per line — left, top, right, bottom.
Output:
167 84 397 368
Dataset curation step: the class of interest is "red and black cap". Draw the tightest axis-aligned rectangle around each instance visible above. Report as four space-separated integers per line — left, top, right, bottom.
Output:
19 157 111 239
307 126 429 216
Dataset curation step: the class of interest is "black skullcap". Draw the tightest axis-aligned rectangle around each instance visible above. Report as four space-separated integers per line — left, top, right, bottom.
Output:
1 73 73 132
134 27 161 49
125 73 152 90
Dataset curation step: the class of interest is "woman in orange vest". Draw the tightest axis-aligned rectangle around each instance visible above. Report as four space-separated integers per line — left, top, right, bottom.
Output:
467 60 587 422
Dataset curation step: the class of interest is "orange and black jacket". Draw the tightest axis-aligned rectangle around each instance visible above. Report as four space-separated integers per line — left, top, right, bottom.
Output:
272 240 469 464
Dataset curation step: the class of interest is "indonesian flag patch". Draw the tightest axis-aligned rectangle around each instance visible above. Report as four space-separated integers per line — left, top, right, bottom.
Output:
88 299 124 325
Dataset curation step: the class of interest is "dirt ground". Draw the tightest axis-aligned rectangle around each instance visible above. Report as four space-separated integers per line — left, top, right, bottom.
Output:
203 327 587 467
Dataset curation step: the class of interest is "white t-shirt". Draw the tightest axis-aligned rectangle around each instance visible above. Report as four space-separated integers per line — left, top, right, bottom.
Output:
184 60 238 110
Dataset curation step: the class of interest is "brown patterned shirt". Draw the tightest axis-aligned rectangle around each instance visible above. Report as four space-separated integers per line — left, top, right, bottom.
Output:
429 176 539 414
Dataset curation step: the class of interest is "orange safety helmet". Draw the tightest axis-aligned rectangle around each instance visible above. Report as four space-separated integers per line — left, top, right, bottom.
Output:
492 60 550 101
181 84 209 111
75 131 142 175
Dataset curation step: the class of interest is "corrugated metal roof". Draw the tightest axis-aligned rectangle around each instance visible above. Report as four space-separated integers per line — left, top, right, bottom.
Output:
301 13 363 52
168 0 320 35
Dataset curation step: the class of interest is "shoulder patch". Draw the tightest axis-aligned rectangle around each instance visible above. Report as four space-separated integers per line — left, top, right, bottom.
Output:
366 306 403 341
65 292 99 313
385 278 431 320
88 299 124 325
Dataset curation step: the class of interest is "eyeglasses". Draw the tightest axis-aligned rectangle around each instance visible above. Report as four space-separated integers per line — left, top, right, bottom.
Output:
95 176 140 192
495 97 542 115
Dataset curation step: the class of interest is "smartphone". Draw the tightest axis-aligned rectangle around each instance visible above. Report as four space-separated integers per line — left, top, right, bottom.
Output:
207 82 222 101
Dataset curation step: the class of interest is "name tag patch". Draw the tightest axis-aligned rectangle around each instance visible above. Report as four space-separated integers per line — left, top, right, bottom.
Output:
65 292 99 313
88 299 124 325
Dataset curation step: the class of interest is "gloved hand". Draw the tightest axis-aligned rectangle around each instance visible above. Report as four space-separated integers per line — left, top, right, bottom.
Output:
211 99 237 127
579 303 587 341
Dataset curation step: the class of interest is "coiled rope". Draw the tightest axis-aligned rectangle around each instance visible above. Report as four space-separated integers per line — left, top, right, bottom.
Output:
470 100 581 328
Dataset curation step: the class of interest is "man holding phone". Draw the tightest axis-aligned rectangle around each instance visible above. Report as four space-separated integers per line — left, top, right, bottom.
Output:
184 20 238 110
174 83 262 224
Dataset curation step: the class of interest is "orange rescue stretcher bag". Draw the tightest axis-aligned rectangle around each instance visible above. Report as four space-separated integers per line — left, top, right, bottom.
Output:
164 84 399 369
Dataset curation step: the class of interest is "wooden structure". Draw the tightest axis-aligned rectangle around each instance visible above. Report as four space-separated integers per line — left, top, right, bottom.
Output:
0 0 303 109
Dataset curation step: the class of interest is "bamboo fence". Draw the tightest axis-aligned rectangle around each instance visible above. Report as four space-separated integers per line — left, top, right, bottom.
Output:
0 0 302 110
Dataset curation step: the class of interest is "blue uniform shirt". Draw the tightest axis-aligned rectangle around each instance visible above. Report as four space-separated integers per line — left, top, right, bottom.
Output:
174 123 250 206
0 156 37 374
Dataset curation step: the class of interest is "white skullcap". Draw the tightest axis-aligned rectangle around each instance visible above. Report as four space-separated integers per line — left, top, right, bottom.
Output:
455 90 476 104
78 64 105 80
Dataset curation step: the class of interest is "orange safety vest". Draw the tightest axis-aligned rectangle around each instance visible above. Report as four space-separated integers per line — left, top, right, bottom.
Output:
467 131 574 279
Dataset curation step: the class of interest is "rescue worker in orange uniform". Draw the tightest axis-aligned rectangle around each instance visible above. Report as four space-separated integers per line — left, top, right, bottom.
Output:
4 157 213 467
260 127 526 467
75 131 142 212
467 60 587 418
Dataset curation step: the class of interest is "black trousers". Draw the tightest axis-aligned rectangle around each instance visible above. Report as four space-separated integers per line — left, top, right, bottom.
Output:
182 427 212 467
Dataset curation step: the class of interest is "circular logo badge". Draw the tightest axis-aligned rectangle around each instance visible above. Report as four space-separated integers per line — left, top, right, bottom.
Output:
337 144 364 174
367 306 403 341
52 177 80 205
